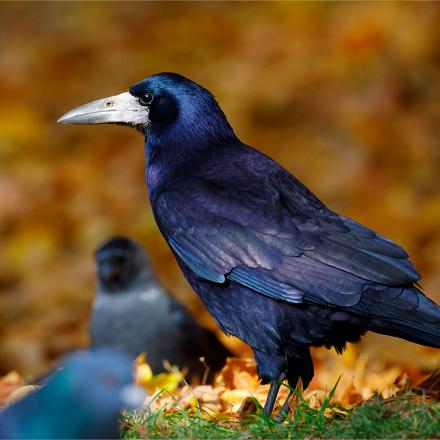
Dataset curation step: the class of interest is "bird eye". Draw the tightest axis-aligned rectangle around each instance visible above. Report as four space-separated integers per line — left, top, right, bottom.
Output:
139 93 154 106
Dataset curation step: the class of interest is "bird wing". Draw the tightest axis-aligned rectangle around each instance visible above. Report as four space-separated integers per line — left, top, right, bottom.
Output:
157 166 419 308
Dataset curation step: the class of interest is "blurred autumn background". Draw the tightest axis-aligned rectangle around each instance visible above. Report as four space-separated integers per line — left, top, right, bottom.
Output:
0 2 439 380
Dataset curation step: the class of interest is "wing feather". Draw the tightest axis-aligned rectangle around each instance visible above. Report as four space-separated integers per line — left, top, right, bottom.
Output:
158 162 420 308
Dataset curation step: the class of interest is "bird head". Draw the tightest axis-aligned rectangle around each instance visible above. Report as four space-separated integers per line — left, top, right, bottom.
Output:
3 349 146 439
58 72 236 147
95 237 154 293
55 349 144 408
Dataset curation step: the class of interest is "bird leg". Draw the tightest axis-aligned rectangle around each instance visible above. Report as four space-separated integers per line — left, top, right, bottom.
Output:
262 372 286 416
274 376 304 422
274 390 294 422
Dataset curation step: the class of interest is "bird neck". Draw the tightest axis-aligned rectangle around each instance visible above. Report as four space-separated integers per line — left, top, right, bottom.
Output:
144 117 237 196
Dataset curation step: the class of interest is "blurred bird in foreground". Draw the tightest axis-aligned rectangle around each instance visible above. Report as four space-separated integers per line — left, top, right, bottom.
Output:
59 72 440 420
0 349 145 439
91 236 231 381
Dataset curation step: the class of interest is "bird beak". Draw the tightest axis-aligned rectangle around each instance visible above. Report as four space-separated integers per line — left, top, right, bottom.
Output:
57 92 147 126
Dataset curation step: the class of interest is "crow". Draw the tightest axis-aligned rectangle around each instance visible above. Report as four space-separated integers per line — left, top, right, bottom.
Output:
0 349 145 439
91 236 232 380
59 72 440 419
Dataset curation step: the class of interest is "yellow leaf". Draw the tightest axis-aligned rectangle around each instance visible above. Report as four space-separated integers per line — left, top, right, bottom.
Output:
134 353 153 387
221 389 251 406
146 372 183 393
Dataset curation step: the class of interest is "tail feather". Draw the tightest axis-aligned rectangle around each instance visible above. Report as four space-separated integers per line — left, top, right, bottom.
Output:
358 286 440 349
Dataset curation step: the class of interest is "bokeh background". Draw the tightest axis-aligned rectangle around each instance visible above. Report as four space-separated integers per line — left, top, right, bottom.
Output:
0 2 439 377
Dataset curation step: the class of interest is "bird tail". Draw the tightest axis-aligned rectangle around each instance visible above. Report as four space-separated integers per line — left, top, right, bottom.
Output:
360 286 440 349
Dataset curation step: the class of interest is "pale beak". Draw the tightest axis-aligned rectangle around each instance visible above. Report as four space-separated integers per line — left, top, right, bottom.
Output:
57 92 148 127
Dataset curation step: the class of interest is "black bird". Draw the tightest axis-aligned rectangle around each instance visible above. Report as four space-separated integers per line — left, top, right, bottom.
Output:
59 73 440 419
91 236 231 380
0 349 145 439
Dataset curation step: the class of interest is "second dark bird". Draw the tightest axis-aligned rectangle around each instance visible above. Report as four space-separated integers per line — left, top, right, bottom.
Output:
91 236 231 380
59 73 440 419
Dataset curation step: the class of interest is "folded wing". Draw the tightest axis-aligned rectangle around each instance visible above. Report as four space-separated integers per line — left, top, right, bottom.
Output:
159 171 420 309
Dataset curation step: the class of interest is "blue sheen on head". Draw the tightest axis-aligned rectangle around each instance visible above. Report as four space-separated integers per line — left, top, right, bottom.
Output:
129 72 237 148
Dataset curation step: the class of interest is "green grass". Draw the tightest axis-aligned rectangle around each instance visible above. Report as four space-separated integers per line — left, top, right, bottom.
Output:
123 392 440 439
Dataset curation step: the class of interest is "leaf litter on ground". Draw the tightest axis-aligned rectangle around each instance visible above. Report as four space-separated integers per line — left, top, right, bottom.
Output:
1 346 439 438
